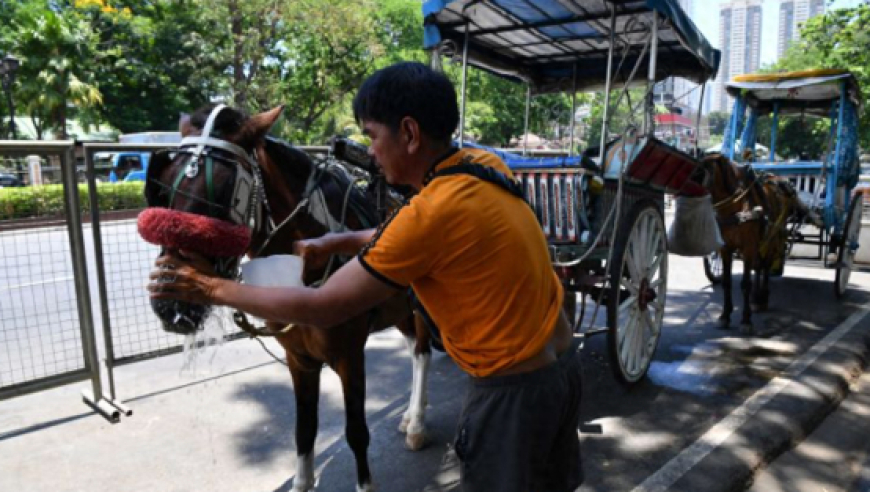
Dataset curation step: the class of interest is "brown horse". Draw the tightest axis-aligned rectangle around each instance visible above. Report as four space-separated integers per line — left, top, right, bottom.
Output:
701 154 818 334
143 104 431 492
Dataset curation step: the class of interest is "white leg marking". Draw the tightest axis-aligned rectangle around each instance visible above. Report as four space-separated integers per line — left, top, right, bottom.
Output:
400 336 417 434
292 452 315 492
405 350 430 450
356 479 375 492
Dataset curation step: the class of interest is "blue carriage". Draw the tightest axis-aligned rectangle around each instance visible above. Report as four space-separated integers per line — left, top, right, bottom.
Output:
718 70 864 297
423 0 720 383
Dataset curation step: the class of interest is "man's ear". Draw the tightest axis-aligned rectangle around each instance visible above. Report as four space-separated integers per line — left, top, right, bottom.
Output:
401 117 421 154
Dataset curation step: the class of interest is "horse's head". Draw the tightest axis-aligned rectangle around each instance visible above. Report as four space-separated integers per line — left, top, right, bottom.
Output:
699 153 748 206
139 104 284 334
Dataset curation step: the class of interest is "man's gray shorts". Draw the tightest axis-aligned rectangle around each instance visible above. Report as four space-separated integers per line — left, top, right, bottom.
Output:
454 346 583 491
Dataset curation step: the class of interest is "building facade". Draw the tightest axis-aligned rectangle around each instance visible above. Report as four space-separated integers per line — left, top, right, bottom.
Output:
777 0 826 59
711 0 763 113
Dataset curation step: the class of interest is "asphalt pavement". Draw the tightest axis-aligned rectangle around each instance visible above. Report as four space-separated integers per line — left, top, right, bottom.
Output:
1 249 869 492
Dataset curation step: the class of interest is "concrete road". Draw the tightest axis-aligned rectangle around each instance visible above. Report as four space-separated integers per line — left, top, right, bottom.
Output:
1 246 869 491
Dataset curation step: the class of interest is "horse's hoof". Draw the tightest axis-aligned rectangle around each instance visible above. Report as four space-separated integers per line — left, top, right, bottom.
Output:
717 317 731 329
291 483 313 492
405 431 427 451
740 323 754 335
356 481 375 492
398 416 409 434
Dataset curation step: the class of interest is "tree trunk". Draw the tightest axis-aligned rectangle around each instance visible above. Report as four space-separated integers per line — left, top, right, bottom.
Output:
229 0 246 109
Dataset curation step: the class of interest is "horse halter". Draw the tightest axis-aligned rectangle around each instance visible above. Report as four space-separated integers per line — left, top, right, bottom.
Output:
169 104 263 229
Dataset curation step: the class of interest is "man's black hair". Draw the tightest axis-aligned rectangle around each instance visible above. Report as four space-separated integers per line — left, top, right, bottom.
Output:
353 62 459 142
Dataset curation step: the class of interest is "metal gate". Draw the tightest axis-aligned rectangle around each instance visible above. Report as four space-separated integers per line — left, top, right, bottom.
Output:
0 141 120 419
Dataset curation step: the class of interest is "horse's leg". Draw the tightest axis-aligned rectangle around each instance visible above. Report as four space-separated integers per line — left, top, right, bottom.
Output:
751 261 770 312
740 258 754 335
399 313 430 451
289 365 321 492
718 248 734 328
334 348 373 492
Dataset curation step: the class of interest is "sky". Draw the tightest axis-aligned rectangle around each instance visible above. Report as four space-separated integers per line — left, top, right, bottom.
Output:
691 0 864 66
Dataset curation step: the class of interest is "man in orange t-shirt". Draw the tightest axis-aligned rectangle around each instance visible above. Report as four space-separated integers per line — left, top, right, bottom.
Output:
149 61 583 491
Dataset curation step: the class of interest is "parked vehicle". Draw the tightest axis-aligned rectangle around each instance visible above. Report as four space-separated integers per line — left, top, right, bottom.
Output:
0 172 23 187
94 151 151 183
425 0 719 384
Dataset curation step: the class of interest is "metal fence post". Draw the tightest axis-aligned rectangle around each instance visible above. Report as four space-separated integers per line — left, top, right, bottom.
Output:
59 144 120 422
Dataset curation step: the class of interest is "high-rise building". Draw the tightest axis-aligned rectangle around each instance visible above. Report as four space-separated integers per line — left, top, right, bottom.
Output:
777 0 826 59
711 0 763 113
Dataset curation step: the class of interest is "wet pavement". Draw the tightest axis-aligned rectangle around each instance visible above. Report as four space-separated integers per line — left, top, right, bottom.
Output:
1 249 869 491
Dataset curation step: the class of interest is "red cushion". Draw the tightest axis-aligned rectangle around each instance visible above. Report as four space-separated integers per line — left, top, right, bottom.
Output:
137 207 251 257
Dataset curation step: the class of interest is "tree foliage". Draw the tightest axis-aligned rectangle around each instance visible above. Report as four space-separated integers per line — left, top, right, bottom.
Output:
772 5 870 150
0 0 670 148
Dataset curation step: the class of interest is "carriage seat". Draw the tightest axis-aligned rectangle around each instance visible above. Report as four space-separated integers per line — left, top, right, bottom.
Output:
751 161 827 209
600 135 706 196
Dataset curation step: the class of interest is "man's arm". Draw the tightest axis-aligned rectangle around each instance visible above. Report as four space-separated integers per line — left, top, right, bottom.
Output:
148 252 398 329
294 229 377 270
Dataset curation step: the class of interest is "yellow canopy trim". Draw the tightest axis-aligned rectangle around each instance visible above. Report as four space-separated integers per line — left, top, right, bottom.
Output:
732 69 851 83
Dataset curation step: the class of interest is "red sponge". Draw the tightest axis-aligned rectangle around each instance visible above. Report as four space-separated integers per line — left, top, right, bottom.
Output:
138 208 252 257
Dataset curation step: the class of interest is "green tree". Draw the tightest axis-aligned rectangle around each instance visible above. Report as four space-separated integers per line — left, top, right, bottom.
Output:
80 0 223 133
773 5 870 149
6 2 103 139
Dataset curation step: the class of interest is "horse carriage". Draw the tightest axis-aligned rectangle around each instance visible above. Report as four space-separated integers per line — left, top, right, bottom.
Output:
140 1 721 490
424 0 720 384
706 70 864 299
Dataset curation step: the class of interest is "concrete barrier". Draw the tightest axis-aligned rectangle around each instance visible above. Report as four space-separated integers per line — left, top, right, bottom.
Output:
857 220 870 265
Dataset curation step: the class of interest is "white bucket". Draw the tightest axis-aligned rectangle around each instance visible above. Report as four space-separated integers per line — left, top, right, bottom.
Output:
241 255 304 288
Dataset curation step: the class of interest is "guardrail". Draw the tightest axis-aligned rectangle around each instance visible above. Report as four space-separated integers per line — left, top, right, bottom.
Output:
0 140 124 420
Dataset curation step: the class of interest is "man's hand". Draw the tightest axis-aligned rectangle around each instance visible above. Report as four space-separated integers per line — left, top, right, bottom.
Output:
294 235 335 270
147 249 223 305
294 230 377 270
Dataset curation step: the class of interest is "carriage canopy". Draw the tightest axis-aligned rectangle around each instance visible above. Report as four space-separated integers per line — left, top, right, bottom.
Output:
726 69 863 116
422 0 721 94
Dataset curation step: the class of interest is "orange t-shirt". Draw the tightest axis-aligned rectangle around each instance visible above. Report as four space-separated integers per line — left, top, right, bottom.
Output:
358 148 563 377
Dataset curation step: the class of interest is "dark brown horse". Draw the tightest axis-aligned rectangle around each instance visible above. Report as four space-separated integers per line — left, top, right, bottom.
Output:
143 104 431 492
701 154 818 334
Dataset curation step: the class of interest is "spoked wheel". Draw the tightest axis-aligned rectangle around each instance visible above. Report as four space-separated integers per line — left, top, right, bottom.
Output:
703 251 723 285
607 200 668 385
835 193 863 299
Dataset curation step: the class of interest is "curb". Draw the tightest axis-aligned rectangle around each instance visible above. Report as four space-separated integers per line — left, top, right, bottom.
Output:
670 309 870 492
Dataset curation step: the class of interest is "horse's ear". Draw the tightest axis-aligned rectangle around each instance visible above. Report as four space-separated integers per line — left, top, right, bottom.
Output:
246 105 284 140
179 113 193 136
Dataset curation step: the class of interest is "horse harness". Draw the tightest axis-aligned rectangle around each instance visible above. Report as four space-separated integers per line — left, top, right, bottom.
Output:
710 158 794 258
147 105 375 338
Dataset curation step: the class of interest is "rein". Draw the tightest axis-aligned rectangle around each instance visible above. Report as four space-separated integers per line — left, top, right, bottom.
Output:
234 155 367 338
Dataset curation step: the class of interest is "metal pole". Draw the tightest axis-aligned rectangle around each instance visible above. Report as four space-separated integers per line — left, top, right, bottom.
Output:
522 83 531 156
694 82 706 156
569 64 578 157
458 22 470 149
59 144 119 423
599 3 616 163
830 81 847 232
769 102 779 162
644 13 659 136
5 86 14 140
85 146 121 408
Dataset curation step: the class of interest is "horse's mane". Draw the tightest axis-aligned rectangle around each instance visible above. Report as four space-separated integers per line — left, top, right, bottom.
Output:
263 136 379 229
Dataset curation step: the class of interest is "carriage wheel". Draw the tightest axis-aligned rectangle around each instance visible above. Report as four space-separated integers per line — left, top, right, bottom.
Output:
606 200 668 385
703 251 723 285
835 193 863 299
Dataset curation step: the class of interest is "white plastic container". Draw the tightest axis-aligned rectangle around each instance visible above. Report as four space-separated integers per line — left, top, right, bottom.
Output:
241 255 304 288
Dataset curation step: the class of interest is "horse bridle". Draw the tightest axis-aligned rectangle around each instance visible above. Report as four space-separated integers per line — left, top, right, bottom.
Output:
172 104 266 230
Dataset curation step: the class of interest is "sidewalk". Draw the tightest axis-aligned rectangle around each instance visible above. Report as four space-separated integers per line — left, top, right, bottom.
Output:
747 361 870 491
